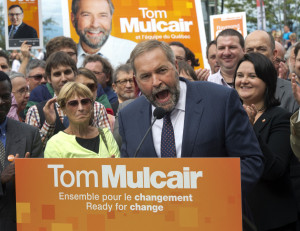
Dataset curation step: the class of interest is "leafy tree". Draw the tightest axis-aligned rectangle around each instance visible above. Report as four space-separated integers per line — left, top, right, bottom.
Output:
0 4 6 50
220 0 299 33
42 17 59 45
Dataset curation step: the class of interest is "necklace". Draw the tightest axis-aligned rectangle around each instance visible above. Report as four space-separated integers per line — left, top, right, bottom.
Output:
257 105 266 112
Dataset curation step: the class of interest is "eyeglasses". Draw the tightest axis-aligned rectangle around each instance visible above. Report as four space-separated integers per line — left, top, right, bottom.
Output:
8 13 23 17
66 98 92 107
115 79 134 86
52 69 73 77
28 74 44 81
275 57 286 64
86 83 97 92
0 65 9 70
12 86 29 95
92 71 105 76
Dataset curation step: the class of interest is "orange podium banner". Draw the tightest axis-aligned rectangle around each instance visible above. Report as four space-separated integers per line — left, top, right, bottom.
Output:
15 158 242 231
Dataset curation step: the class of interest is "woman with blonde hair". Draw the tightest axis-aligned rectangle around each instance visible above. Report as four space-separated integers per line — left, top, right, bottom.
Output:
45 82 119 158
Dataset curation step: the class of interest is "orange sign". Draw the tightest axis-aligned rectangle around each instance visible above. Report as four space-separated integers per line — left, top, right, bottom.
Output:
4 0 43 49
64 0 208 68
15 158 242 230
210 12 247 40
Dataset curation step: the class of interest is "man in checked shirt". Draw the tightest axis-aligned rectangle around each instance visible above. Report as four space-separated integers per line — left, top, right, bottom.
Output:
25 51 110 147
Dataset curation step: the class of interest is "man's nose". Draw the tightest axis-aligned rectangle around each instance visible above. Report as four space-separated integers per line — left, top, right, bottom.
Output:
91 15 102 28
224 47 231 55
41 77 47 84
152 74 162 87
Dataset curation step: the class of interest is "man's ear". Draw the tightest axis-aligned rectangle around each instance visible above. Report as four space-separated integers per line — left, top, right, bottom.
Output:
273 49 278 58
47 76 51 84
105 74 110 83
71 13 76 28
175 60 179 72
112 83 117 92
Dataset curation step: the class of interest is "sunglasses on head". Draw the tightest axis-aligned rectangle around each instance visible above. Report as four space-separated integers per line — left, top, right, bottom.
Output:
67 98 92 107
28 74 44 81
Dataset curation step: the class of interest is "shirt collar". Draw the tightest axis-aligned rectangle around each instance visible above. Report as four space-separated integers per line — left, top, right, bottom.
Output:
13 22 22 30
77 42 104 67
219 69 233 88
175 80 186 112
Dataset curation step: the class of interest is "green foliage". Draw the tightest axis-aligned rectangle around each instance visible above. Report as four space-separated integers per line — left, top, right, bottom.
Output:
43 17 59 45
223 0 299 33
0 4 5 50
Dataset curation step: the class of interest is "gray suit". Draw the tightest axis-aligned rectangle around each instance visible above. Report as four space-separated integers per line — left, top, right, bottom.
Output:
275 78 298 113
0 118 43 231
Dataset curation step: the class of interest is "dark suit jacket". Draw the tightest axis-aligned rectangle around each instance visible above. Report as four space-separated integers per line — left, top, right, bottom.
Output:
0 118 43 231
248 106 298 230
275 78 298 113
113 99 135 149
8 23 38 39
119 78 264 195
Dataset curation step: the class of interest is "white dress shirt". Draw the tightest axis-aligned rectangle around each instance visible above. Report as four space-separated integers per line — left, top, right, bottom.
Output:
152 80 186 158
77 35 137 68
208 69 232 88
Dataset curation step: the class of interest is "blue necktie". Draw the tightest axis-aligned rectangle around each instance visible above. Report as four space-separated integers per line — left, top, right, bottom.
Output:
9 26 17 39
161 112 176 158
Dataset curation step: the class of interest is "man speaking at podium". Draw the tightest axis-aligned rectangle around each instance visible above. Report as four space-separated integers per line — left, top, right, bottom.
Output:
118 40 264 196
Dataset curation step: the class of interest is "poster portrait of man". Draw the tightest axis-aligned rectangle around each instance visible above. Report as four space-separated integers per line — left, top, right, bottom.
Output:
4 0 43 49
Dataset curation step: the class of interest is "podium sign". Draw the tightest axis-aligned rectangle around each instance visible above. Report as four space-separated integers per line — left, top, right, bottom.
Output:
15 158 242 231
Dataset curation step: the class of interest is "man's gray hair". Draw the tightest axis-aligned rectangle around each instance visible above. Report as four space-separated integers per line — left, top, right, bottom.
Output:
72 0 114 15
113 63 133 83
7 71 25 80
285 42 299 60
26 59 46 76
130 40 175 74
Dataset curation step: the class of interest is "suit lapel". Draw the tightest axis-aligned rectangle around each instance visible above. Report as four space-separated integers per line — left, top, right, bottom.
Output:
181 81 204 157
275 79 285 102
137 99 157 157
5 119 25 156
253 110 271 134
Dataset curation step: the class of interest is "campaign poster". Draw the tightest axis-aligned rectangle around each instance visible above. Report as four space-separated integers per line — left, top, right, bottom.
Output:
4 0 43 50
15 158 242 230
210 12 247 40
62 0 208 69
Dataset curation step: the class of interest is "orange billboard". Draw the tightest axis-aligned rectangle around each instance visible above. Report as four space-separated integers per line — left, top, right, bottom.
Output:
210 12 247 40
4 0 43 49
63 0 208 68
15 158 242 231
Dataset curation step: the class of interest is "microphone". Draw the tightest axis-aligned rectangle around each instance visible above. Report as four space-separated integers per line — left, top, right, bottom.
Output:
134 107 166 158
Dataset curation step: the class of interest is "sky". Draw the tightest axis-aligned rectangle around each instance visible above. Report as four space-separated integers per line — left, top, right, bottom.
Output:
41 0 64 38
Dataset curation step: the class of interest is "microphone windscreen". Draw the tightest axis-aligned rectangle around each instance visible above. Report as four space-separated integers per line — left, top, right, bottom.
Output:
153 107 166 119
